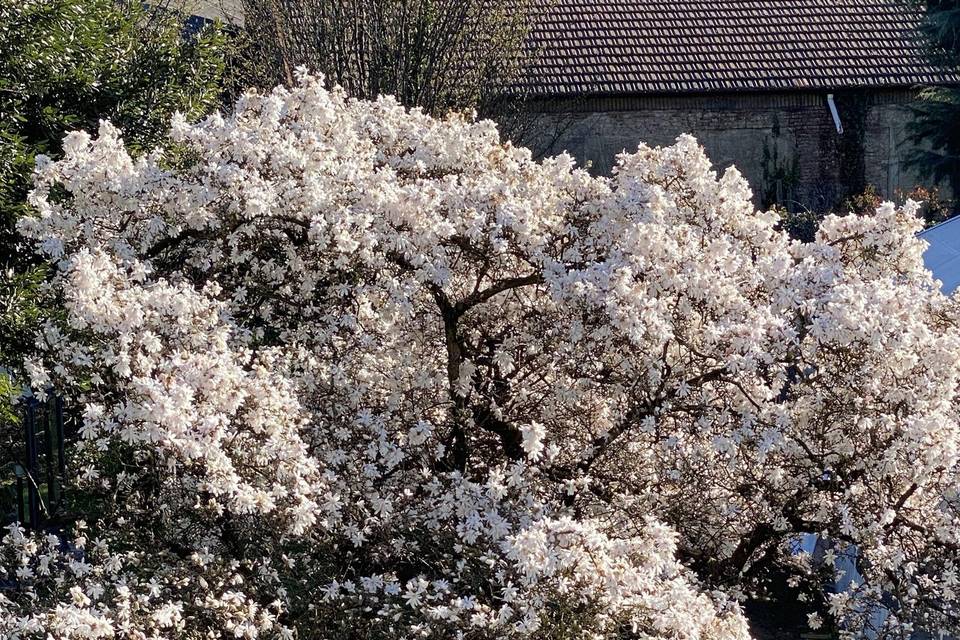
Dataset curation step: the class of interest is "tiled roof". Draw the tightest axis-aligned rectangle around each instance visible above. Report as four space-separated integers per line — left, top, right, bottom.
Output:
523 0 958 96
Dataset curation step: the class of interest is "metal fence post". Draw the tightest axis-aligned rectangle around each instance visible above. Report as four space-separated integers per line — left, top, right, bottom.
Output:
55 395 65 477
24 399 40 528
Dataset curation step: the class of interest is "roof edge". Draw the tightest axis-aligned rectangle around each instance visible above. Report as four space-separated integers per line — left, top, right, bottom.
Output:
520 86 946 113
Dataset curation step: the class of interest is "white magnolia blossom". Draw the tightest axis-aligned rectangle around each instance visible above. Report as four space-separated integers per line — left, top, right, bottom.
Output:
7 70 960 638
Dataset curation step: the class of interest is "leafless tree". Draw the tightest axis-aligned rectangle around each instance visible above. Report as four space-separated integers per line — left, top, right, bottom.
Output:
241 0 536 117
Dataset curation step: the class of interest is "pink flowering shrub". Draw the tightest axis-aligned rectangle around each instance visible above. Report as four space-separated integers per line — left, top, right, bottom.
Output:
4 71 960 638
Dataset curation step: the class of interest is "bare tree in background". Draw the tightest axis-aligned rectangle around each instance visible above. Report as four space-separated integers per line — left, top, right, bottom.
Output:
241 0 537 120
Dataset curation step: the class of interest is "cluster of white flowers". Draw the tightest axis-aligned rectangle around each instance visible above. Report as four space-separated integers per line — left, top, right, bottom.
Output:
9 70 960 638
0 522 291 639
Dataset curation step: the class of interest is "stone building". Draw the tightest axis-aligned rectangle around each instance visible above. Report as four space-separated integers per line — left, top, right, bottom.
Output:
522 0 959 212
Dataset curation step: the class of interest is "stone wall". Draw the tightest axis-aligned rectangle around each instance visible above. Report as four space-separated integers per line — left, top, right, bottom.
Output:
527 90 945 213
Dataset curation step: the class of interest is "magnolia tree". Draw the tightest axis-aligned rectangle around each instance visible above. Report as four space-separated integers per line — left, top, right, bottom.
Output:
4 72 960 639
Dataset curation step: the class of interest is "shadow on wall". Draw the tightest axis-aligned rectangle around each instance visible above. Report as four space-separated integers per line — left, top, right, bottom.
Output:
527 91 953 216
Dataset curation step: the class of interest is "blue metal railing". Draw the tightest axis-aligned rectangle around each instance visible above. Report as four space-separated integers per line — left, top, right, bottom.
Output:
5 394 68 530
